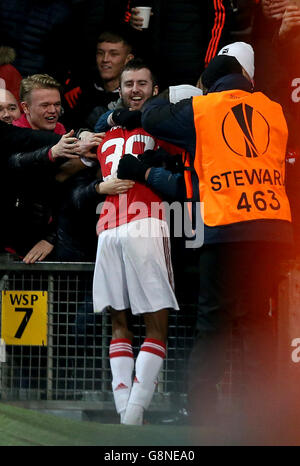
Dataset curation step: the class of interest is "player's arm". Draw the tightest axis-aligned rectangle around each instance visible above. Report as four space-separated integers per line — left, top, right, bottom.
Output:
96 178 135 196
117 149 186 200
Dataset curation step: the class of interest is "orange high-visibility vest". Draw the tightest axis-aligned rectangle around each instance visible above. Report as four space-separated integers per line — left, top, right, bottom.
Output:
191 90 291 227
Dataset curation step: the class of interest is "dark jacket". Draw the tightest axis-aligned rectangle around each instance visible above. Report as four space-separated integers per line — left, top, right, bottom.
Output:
62 74 121 130
0 0 72 79
53 168 104 261
141 74 293 245
0 120 60 156
7 146 67 256
0 121 61 251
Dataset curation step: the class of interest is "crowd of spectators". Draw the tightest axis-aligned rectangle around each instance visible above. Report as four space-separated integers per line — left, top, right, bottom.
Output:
0 0 299 262
0 0 300 436
0 0 228 264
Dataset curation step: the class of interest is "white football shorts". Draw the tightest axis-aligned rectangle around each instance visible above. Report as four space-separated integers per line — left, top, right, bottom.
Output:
93 217 179 315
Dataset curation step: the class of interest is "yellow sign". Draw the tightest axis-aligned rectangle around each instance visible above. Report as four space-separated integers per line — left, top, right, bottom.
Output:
1 291 48 346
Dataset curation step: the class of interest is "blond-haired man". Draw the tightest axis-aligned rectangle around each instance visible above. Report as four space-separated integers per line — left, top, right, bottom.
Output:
13 73 65 133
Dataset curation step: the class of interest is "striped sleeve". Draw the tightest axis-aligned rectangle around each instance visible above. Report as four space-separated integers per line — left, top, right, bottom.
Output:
205 0 227 67
124 0 132 23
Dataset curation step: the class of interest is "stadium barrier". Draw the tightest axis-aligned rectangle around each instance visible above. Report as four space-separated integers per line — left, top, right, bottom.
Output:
0 256 197 413
0 254 295 416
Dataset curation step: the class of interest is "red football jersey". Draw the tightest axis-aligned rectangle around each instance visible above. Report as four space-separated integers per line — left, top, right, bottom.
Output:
97 126 165 233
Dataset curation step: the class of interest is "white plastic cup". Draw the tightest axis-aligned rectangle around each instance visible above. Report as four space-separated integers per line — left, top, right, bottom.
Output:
136 6 151 29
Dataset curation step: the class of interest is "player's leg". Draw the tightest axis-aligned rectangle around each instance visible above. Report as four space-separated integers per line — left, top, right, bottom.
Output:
93 227 134 422
109 309 134 423
110 307 133 341
122 309 168 425
143 308 168 342
121 218 177 424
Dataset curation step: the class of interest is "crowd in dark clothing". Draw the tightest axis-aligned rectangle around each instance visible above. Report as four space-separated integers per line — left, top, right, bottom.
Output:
0 0 300 261
0 0 231 263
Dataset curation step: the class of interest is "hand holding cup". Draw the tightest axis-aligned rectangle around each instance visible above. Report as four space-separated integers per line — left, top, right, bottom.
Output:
130 6 152 30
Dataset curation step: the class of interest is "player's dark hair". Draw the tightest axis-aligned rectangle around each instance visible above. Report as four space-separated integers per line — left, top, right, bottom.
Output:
121 58 157 87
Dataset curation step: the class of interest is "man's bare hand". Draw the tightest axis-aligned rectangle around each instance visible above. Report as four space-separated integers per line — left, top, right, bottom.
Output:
51 130 81 159
279 4 300 40
96 178 135 195
129 8 145 30
79 131 105 142
23 240 54 264
77 131 105 158
129 7 153 31
262 0 290 20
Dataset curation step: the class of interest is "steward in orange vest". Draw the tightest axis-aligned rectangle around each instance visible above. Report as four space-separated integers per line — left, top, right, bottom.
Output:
142 55 292 247
141 52 293 435
192 88 291 227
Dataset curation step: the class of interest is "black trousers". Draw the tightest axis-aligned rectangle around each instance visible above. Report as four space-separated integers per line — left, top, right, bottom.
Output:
188 241 288 429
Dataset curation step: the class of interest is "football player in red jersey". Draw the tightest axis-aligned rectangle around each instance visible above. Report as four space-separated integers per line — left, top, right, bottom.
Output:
93 59 179 425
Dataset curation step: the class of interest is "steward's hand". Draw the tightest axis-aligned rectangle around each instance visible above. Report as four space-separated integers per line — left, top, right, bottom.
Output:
138 149 184 172
111 109 142 130
138 148 169 167
117 153 150 182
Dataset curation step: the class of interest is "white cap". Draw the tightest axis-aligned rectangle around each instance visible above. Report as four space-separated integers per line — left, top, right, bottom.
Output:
169 84 203 103
218 42 255 80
